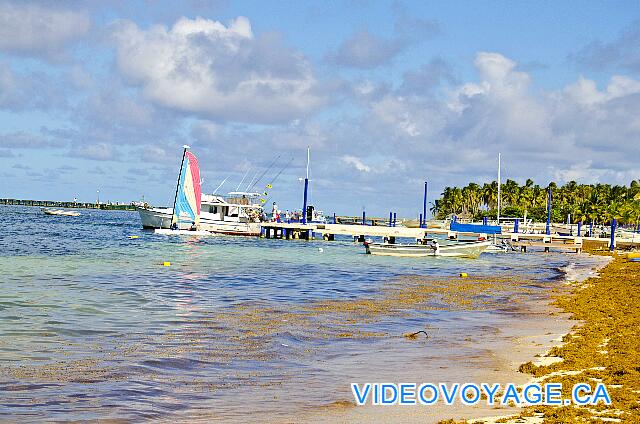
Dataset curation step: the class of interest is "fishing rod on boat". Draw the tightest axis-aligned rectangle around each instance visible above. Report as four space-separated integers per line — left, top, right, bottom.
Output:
260 157 294 204
212 176 229 195
244 168 261 192
235 167 251 191
247 154 281 192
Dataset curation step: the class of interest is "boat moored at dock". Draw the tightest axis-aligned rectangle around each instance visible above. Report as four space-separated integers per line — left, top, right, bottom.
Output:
363 239 492 258
137 193 262 236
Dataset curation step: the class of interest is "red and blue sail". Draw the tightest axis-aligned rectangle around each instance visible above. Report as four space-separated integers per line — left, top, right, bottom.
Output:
171 151 201 228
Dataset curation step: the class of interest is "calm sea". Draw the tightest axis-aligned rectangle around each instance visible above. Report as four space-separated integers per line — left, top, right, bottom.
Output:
0 205 600 422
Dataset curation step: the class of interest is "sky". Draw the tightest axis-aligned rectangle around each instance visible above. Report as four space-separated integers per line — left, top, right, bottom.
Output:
0 0 639 217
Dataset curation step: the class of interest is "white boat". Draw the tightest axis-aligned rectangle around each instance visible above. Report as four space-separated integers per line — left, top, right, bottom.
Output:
364 240 492 258
43 208 80 217
137 192 262 236
137 146 262 236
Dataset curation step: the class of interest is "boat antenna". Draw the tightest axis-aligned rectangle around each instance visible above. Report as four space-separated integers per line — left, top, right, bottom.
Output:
248 154 281 191
212 176 229 195
171 145 190 227
236 167 251 191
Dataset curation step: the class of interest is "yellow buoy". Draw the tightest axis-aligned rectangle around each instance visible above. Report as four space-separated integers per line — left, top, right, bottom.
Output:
128 235 139 239
163 262 171 267
626 252 640 259
460 272 468 277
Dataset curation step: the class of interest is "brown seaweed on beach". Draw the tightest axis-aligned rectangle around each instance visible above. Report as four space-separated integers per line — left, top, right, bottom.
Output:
506 252 640 423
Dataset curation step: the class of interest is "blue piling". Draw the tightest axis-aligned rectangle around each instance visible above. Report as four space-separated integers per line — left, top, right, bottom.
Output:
393 213 397 227
389 212 393 227
577 221 582 237
546 188 552 235
590 221 594 237
362 210 366 226
419 213 423 229
514 219 519 233
482 216 488 225
610 219 616 251
333 212 337 224
302 178 309 225
422 181 428 229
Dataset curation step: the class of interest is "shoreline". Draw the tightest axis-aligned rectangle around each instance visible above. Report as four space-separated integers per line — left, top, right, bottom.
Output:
293 254 611 424
478 250 639 423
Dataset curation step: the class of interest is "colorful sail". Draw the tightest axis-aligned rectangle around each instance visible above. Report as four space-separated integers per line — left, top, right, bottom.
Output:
171 151 201 228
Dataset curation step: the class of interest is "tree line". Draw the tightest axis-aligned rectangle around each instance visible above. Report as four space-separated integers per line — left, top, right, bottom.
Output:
432 180 640 225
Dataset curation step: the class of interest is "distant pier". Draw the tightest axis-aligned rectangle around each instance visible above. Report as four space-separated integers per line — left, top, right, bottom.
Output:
0 198 136 211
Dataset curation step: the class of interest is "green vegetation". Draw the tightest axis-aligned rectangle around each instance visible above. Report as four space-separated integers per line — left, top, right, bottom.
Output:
432 179 640 225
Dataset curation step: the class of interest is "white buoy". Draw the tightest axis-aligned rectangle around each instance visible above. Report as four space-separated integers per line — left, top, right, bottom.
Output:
318 247 324 253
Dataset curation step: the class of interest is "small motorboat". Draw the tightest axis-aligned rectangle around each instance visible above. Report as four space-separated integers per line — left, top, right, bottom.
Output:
364 239 492 258
485 240 517 253
42 208 80 217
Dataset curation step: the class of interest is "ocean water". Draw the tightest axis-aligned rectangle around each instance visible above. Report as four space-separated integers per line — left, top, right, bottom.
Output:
0 206 600 422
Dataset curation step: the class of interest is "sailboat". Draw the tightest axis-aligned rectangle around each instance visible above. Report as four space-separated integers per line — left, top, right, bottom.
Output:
154 146 210 236
138 147 263 236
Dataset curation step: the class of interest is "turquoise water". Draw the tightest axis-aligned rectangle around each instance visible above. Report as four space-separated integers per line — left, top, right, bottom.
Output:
0 206 592 422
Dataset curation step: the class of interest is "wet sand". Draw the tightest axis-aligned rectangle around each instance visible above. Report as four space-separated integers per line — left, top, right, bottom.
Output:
293 254 611 424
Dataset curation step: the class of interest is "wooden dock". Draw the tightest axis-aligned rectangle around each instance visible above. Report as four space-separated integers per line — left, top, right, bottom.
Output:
0 198 136 211
259 221 618 253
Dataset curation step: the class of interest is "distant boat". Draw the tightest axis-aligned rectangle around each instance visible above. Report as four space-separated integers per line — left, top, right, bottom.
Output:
42 208 80 217
363 240 491 258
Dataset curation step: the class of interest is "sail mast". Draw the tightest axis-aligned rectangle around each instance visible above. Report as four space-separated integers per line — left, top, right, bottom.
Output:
171 145 190 226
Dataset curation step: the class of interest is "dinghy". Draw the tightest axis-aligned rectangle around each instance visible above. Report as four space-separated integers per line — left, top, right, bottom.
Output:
364 239 491 258
43 208 80 217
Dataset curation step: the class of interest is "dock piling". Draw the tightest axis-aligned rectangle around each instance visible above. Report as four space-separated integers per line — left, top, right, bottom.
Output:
610 219 617 251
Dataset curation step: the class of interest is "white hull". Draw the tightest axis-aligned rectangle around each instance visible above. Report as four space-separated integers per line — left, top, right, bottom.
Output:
137 207 261 236
155 229 212 236
365 240 491 258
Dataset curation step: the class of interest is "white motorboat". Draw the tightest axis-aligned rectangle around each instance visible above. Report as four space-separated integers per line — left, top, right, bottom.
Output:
364 239 492 258
137 192 262 236
139 145 264 236
43 208 80 217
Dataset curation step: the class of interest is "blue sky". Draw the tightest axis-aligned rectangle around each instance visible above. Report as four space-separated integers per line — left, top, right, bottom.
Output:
1 0 639 216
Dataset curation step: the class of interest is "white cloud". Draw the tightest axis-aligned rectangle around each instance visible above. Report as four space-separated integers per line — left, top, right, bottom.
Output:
341 155 371 172
0 1 90 58
349 51 640 197
112 16 325 123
